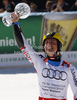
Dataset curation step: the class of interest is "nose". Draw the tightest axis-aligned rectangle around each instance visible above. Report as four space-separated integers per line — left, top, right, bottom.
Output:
47 42 53 45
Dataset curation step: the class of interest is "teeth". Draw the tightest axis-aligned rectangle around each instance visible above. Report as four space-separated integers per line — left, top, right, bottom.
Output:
47 47 52 49
46 51 54 54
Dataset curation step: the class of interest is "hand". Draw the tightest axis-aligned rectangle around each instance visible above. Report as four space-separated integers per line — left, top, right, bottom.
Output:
10 12 20 23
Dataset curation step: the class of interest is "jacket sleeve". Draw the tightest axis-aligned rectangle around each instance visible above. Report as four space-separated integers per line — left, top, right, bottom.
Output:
68 64 77 100
12 22 44 70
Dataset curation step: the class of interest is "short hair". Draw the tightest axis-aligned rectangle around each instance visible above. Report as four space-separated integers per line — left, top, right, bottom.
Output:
46 0 53 6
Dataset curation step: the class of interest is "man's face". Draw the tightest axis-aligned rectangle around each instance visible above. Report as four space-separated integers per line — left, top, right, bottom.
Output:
3 0 8 6
44 38 57 57
45 2 52 11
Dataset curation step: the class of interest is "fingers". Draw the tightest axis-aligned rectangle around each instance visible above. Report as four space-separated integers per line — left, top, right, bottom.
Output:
10 12 20 23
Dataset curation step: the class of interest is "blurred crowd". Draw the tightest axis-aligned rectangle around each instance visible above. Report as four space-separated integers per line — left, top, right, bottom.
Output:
0 0 77 13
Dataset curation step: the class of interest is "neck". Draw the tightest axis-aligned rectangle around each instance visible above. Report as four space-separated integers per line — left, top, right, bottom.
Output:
47 53 61 62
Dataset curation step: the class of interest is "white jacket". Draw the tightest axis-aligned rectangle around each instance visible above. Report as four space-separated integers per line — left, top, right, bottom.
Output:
13 23 77 100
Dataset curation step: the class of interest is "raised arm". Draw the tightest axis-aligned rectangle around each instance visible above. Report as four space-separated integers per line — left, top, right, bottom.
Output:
11 12 44 70
11 12 23 49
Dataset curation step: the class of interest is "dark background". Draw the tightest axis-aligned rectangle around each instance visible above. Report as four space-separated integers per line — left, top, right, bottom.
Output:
0 0 76 11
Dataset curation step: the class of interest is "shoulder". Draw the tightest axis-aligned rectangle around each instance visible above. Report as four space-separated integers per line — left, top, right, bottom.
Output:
61 60 77 70
39 54 44 58
51 3 57 9
61 60 70 67
52 3 57 6
38 54 46 61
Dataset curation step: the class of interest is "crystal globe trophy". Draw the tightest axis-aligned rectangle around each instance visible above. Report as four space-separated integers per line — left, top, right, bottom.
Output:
2 3 30 27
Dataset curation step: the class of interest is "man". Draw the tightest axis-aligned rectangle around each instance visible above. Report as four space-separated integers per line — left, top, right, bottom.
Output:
51 0 70 12
3 0 15 12
45 0 53 12
11 12 77 100
0 1 4 13
30 2 37 12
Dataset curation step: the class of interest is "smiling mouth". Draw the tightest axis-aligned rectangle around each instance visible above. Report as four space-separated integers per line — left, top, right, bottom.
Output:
46 50 55 55
47 47 53 50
